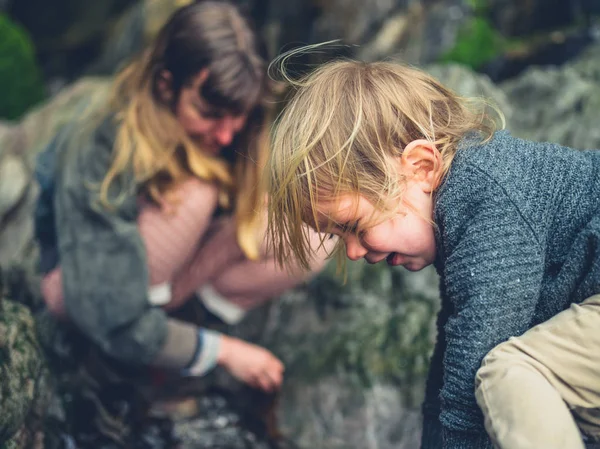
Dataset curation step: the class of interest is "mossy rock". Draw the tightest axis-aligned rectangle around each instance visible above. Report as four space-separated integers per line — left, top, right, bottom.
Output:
441 16 505 70
0 14 45 120
230 261 440 449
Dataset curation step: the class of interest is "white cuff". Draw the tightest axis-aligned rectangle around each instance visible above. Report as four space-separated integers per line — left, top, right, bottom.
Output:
183 329 222 376
198 284 247 325
148 282 172 306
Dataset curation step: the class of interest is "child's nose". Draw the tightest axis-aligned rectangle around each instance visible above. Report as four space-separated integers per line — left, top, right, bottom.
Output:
345 238 368 261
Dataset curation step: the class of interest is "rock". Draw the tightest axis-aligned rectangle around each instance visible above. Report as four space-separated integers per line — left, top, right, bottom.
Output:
7 0 137 80
427 63 513 124
487 0 587 37
143 0 194 42
0 297 50 449
24 299 282 449
570 43 600 83
500 42 600 149
172 393 273 449
89 0 194 75
0 180 36 268
412 1 469 63
89 0 471 78
300 0 468 65
0 153 28 218
480 29 594 83
17 77 111 166
230 261 440 449
0 77 110 266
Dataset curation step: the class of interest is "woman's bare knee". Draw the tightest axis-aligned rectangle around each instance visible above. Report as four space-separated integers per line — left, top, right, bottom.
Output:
175 177 219 216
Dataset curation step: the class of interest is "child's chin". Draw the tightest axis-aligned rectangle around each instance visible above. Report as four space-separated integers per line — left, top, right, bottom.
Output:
403 260 428 272
387 254 430 271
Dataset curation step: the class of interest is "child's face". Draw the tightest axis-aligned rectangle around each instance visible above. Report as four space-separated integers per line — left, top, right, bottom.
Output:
316 178 436 271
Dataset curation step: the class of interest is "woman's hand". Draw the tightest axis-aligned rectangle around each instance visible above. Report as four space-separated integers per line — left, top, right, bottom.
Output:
217 334 284 392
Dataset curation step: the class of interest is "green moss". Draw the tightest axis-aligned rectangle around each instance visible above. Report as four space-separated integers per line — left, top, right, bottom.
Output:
0 14 45 120
280 263 439 407
441 17 505 70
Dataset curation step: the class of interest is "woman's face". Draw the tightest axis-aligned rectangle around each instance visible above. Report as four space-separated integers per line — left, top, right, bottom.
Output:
174 71 249 155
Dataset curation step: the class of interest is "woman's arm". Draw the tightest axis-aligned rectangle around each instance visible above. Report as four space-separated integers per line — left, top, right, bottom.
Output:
53 119 198 369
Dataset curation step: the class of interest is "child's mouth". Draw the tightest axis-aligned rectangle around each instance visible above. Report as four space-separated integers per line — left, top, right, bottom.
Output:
386 252 400 266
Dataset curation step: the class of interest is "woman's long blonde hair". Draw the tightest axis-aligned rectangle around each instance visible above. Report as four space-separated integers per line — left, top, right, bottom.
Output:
268 59 503 269
100 1 272 260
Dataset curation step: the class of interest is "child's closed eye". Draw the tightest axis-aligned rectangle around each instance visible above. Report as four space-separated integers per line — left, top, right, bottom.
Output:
339 221 359 234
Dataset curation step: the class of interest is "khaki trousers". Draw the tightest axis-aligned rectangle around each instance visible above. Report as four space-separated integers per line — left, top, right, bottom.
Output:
475 295 600 449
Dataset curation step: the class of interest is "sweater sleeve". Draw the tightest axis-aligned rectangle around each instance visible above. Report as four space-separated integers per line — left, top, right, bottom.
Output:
53 121 200 368
420 293 451 449
434 166 544 449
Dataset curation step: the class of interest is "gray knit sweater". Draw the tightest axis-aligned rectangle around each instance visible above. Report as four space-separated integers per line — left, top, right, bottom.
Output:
421 130 600 449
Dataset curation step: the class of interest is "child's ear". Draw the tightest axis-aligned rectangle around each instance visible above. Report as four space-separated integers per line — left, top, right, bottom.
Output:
399 139 443 193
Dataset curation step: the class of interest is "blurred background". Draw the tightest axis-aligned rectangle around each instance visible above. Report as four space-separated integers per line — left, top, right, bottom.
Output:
1 0 599 120
1 1 600 449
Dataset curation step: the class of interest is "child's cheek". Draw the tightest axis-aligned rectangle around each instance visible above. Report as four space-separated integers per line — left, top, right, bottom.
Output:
362 229 388 250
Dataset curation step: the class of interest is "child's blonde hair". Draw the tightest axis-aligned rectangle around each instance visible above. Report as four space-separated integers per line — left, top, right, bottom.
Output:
268 59 503 269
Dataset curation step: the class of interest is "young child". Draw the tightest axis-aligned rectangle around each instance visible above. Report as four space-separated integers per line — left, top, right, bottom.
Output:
267 59 600 449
